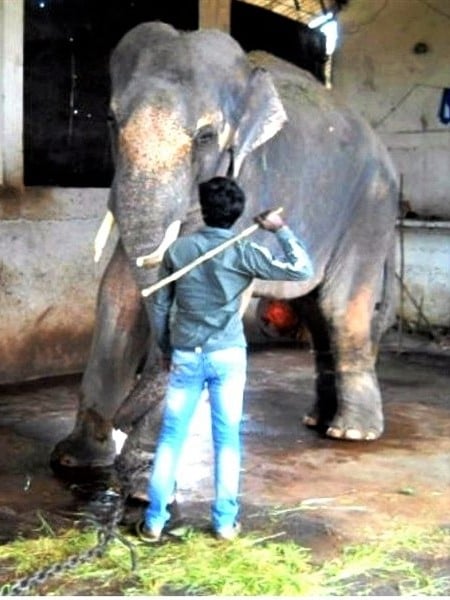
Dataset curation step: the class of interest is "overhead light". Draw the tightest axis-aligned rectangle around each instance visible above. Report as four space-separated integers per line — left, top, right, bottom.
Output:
309 11 338 55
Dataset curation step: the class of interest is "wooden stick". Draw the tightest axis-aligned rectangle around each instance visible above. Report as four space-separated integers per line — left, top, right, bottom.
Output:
141 207 283 297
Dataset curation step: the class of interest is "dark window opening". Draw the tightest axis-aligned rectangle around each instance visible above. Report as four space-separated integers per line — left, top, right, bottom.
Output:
24 0 198 187
230 1 327 84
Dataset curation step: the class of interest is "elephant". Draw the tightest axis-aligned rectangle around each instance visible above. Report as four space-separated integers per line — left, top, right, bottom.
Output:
50 21 398 486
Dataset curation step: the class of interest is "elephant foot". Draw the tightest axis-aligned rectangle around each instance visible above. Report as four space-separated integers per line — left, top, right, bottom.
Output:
326 370 384 441
50 408 117 472
302 385 337 433
325 426 380 441
304 412 382 441
303 370 384 441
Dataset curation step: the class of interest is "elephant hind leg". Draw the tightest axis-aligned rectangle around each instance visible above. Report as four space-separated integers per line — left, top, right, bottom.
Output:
296 293 338 434
324 283 384 441
299 282 384 441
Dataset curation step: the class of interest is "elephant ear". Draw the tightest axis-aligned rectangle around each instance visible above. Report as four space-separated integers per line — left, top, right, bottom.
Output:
232 67 288 177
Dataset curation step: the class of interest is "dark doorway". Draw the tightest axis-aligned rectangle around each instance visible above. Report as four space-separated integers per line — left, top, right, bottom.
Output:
24 0 198 187
230 1 327 84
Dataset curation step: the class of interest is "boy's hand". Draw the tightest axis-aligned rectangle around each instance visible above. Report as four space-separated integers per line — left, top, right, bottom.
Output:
255 209 285 232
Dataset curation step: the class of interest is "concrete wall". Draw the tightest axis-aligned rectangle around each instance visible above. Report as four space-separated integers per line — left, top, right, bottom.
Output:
0 187 112 383
333 0 450 218
396 221 450 331
0 0 23 190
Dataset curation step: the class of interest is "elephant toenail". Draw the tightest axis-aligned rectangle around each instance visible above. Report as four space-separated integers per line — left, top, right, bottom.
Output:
326 426 344 439
344 428 364 440
303 415 318 427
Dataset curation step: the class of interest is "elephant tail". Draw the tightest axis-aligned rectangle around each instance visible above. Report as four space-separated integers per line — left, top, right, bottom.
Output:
372 237 396 349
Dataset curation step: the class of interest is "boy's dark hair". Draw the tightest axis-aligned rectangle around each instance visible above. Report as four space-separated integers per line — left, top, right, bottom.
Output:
199 177 245 228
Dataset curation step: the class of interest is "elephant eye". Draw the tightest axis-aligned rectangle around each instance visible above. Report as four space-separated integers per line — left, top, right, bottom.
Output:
194 125 217 147
107 110 117 129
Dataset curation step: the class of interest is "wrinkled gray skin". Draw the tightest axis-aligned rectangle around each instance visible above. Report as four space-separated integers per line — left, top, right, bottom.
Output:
51 22 398 489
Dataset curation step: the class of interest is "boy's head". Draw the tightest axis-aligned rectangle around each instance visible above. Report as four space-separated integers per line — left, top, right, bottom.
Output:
199 177 245 229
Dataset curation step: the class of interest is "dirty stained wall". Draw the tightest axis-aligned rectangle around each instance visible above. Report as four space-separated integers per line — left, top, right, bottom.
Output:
0 187 112 383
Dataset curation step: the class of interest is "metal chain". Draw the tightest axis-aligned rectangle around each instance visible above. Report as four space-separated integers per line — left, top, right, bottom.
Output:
1 488 137 596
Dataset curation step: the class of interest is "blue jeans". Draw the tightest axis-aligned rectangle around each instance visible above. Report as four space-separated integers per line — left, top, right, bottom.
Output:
145 346 247 533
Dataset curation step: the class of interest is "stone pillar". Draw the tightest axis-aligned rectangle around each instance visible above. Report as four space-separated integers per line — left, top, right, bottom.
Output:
199 0 231 32
0 0 24 190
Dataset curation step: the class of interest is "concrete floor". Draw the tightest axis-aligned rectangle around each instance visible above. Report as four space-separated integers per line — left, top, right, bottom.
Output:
1 331 450 556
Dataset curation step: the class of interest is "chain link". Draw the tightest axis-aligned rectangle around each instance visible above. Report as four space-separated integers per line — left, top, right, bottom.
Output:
1 488 137 596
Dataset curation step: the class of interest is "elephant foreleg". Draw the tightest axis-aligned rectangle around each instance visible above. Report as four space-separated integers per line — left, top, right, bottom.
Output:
51 242 149 470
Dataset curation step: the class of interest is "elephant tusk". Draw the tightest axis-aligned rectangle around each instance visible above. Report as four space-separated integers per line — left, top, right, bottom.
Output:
218 121 232 151
136 219 182 268
94 210 115 263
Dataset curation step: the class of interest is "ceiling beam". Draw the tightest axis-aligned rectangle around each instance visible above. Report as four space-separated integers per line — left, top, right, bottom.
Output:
199 0 231 31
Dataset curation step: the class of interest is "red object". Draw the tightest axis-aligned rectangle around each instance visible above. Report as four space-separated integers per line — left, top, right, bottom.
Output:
261 300 299 333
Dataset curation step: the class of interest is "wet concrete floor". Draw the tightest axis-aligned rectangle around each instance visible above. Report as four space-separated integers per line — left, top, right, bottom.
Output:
1 332 450 556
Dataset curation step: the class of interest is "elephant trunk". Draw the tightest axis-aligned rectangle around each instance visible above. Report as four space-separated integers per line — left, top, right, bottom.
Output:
110 101 193 277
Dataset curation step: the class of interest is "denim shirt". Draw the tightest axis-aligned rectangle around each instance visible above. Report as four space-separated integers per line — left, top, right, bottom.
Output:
151 225 313 355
